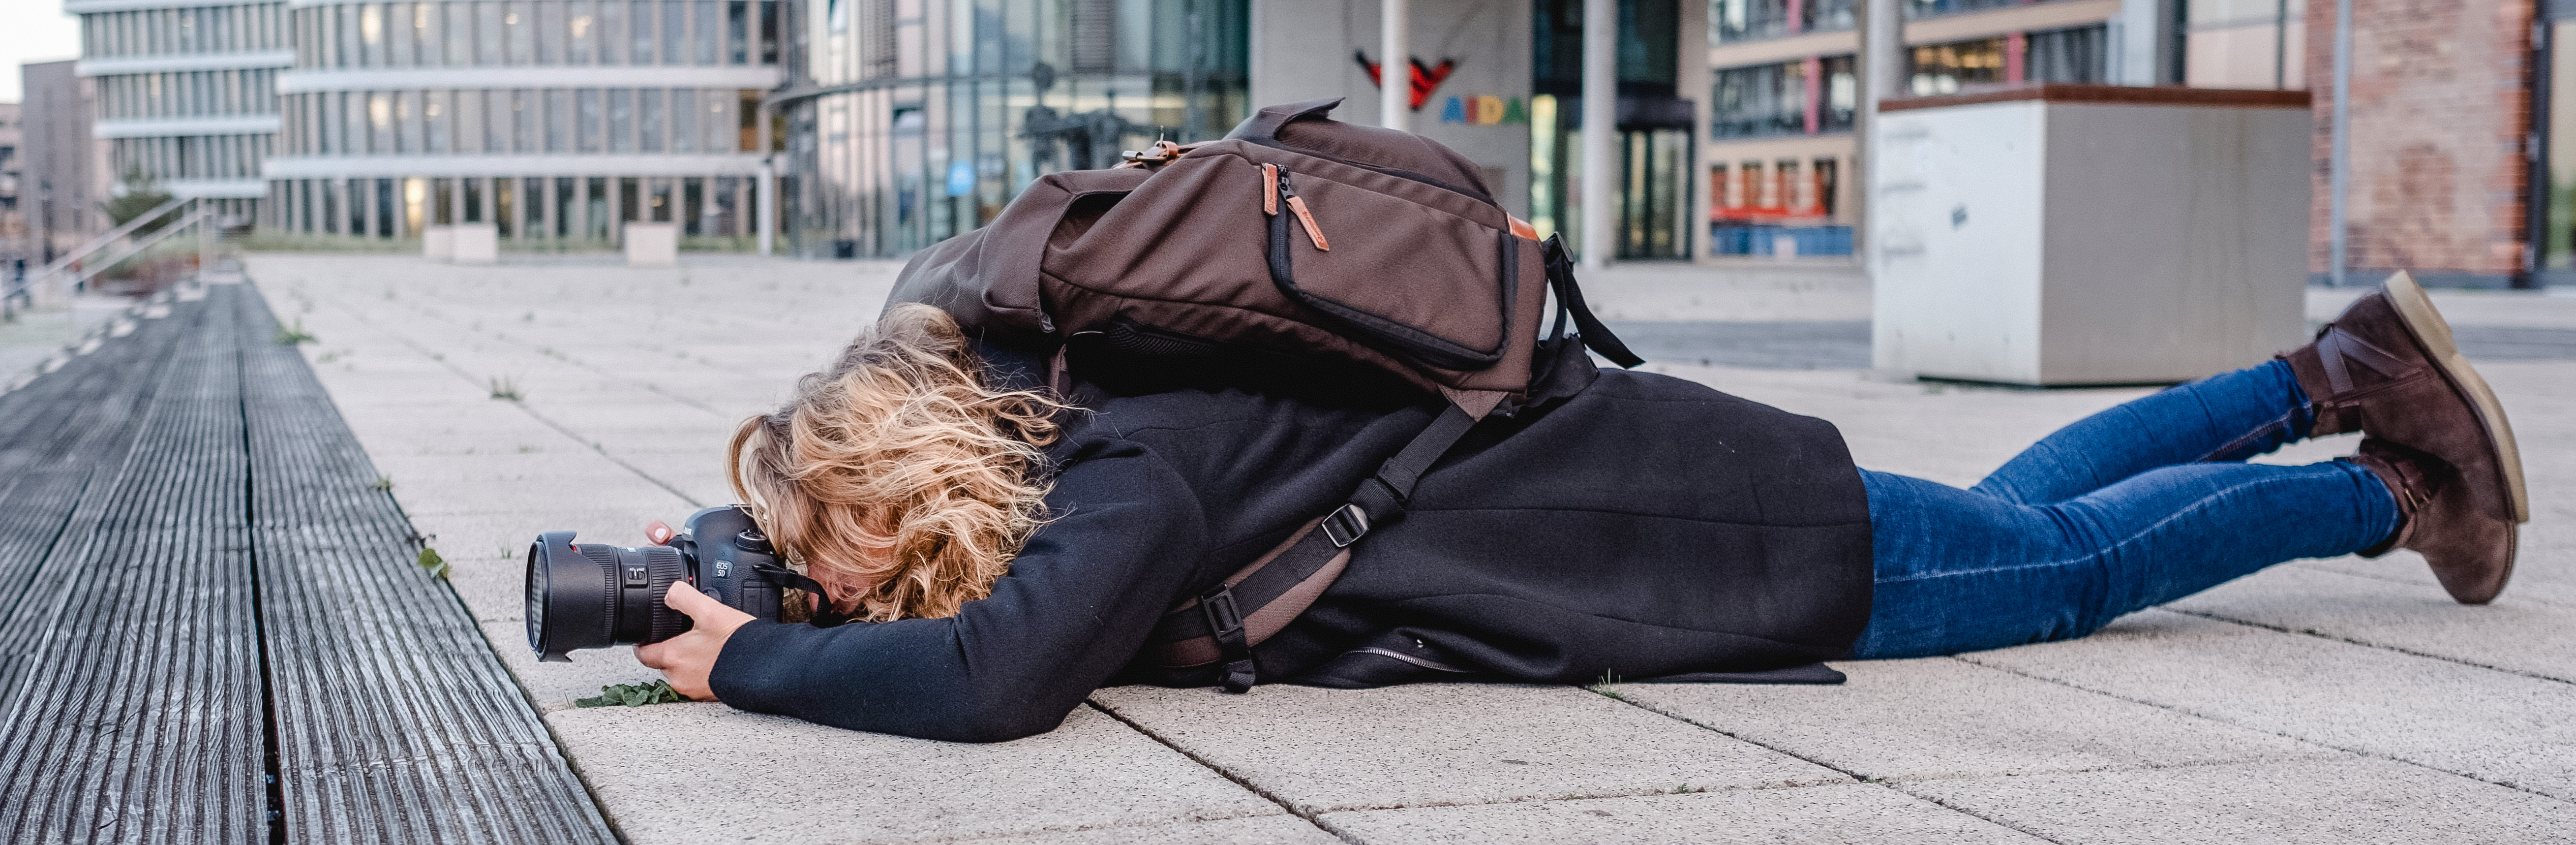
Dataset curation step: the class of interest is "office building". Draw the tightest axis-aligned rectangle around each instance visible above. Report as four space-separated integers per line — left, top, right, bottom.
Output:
20 61 112 263
72 0 290 221
257 0 789 245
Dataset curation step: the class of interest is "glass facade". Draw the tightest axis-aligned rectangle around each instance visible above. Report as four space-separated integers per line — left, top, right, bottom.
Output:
260 0 785 246
80 1 291 220
778 0 1250 258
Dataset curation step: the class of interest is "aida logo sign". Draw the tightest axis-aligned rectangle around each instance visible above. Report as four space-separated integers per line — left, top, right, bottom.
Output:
1439 95 1529 126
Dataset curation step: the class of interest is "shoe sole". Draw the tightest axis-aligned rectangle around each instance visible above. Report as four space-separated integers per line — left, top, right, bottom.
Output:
2379 271 2530 524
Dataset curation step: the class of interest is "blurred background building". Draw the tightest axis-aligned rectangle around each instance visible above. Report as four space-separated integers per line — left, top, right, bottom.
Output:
1 102 25 277
771 0 1252 256
768 0 2303 261
257 0 789 246
3 0 2556 286
19 60 111 264
70 0 288 224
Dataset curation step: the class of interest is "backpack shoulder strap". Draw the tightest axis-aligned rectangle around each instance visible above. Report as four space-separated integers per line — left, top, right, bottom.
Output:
1143 399 1485 692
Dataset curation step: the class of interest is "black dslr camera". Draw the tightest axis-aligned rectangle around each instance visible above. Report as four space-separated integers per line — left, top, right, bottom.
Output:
524 505 818 661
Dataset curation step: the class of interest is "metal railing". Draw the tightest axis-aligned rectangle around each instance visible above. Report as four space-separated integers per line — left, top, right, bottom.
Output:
3 197 217 317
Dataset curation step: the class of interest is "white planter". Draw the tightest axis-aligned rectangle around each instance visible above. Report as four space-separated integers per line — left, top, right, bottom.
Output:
421 225 455 261
450 223 499 265
1870 86 2311 385
624 222 679 267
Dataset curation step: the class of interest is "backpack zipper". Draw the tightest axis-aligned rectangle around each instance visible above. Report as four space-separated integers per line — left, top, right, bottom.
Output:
1274 168 1330 251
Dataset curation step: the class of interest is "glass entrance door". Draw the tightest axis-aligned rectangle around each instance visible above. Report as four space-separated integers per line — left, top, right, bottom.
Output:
1619 128 1694 259
2542 19 2576 285
1526 95 1696 261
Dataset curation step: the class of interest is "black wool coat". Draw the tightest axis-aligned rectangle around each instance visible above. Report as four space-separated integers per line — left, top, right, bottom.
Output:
710 343 1873 742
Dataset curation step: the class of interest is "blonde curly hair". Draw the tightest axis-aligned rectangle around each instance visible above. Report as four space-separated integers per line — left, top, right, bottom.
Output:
727 304 1066 623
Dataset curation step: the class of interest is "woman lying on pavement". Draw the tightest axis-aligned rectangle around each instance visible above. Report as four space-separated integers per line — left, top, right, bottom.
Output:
635 273 2526 743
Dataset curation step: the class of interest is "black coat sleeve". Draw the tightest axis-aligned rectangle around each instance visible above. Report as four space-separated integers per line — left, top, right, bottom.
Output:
705 438 1206 742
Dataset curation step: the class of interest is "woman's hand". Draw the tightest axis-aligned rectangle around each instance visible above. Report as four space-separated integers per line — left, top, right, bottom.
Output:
634 582 755 701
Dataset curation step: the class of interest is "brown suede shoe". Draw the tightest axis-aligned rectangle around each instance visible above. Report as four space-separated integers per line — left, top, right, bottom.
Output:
2280 271 2528 532
2344 439 2517 603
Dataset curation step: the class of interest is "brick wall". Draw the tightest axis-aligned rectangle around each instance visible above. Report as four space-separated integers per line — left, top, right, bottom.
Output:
2307 0 2533 288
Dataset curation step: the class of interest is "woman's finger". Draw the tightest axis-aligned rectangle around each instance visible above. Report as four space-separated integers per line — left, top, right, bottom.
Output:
663 581 717 617
634 640 667 669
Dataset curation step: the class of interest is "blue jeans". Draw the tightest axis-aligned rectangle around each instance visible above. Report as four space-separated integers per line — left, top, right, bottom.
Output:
1849 360 2401 658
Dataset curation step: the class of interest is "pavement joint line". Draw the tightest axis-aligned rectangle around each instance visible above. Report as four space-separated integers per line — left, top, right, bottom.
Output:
901 811 1298 845
1949 648 2576 805
2282 560 2576 611
380 294 735 420
1579 686 2076 845
1079 699 1360 845
310 289 707 509
1876 782 2082 845
2163 607 2576 686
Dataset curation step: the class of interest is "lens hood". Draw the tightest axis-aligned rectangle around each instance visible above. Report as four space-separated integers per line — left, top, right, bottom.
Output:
527 530 609 662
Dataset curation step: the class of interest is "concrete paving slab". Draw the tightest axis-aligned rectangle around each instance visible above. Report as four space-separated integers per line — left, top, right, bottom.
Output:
1903 757 2576 845
1605 658 2325 782
1962 610 2576 798
1090 683 1847 814
954 815 1337 845
2169 563 2576 683
1317 782 2044 844
479 619 661 712
550 703 1286 845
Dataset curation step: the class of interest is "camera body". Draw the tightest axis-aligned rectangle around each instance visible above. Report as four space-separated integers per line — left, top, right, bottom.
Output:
525 504 799 662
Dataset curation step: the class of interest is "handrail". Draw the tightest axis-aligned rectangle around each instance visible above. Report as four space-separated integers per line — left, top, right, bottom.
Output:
61 206 219 292
34 196 192 280
15 196 200 306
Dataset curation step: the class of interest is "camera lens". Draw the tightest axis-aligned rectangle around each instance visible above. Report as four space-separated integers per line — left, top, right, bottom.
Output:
525 531 692 661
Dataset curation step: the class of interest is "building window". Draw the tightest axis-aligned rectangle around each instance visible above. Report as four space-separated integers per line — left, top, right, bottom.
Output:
1711 0 1854 44
1907 0 2027 19
608 87 633 151
1712 56 1853 138
639 88 664 152
1909 37 2004 94
570 1 594 63
2028 25 2107 84
695 0 720 64
672 88 697 152
577 88 601 151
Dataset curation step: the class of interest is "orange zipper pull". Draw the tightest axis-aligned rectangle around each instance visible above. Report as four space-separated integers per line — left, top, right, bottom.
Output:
1286 195 1329 251
1275 169 1329 251
1261 163 1279 216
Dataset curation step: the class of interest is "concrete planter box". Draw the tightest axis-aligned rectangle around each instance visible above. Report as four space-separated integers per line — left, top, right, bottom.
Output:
624 222 678 267
1870 85 2311 386
421 225 454 261
450 223 498 264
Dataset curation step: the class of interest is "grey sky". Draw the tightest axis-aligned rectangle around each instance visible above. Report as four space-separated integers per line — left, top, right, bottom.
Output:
0 1 85 102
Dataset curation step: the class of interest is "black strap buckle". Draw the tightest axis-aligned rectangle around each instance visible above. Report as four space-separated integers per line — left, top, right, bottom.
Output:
1198 584 1245 638
1200 585 1257 693
1320 503 1371 547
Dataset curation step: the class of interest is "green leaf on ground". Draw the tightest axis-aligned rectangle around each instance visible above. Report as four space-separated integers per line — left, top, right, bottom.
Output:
416 547 449 579
274 318 317 345
576 680 688 708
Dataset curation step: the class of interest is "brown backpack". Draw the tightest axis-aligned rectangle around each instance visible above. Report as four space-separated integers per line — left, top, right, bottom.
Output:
890 97 1640 691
